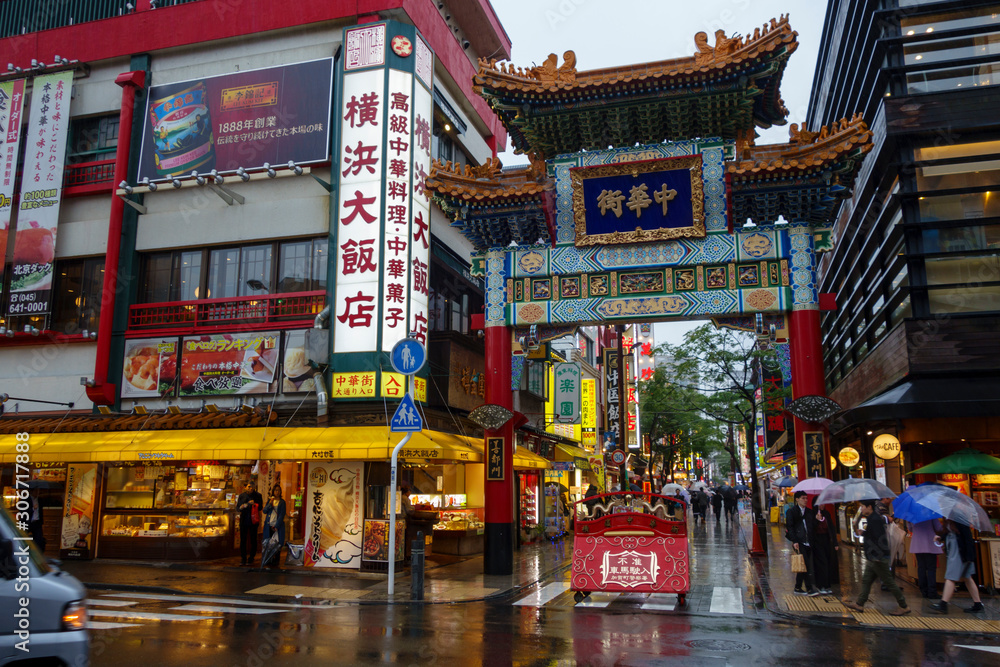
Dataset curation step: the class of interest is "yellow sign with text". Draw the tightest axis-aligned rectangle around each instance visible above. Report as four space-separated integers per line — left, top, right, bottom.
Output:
381 372 427 402
331 372 377 398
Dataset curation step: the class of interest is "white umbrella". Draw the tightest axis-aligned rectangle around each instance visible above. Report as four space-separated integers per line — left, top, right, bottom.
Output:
689 481 708 491
815 477 897 505
660 483 685 495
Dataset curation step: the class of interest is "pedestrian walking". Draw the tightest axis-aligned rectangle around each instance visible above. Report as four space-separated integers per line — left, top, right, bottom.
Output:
786 491 820 596
929 520 984 614
809 503 839 594
711 488 723 523
27 487 46 553
237 481 263 566
908 519 943 599
690 488 705 524
723 486 737 521
841 500 910 616
261 483 286 569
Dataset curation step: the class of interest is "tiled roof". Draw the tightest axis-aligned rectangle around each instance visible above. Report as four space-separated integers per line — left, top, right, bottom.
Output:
425 155 552 203
0 407 276 434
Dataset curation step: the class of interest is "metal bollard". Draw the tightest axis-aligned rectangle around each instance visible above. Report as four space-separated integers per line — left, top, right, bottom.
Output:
410 531 425 600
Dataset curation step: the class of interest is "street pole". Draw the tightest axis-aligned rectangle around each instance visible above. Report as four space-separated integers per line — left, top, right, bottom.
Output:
387 374 416 597
616 325 628 486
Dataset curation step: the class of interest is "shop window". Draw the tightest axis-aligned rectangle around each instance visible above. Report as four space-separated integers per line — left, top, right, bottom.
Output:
925 253 1000 285
901 6 1000 37
906 62 1000 94
927 285 1000 313
922 224 1000 252
50 257 104 334
208 248 240 300
916 159 1000 192
67 114 119 162
237 244 273 296
915 139 1000 162
904 31 1000 66
141 250 203 302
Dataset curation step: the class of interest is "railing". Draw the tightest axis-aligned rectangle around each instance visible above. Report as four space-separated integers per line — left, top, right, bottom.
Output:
0 0 205 40
63 159 115 196
128 290 326 333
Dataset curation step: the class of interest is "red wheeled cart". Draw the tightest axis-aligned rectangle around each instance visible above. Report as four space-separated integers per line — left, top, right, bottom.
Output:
571 493 690 606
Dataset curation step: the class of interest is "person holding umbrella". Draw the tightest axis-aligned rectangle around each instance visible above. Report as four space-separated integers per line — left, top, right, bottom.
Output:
711 487 723 523
842 500 910 616
930 519 984 614
787 491 820 596
261 483 286 569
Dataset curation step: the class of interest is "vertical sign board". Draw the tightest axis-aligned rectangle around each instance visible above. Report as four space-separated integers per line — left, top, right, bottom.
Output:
0 79 26 305
581 378 597 449
333 22 434 364
486 437 505 481
553 362 581 424
8 72 73 316
603 349 621 445
804 431 826 479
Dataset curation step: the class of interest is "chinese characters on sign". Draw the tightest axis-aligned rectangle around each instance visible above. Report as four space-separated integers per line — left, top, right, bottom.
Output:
382 69 414 351
603 349 621 446
553 362 581 424
8 72 73 317
179 332 279 396
0 79 26 305
345 24 386 70
486 437 504 481
600 550 659 588
804 432 826 478
582 379 597 448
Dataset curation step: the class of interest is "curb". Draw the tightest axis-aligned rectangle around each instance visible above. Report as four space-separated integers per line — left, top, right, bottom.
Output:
83 583 186 595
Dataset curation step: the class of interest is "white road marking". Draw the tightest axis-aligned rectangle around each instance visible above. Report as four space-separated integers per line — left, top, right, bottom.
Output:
88 610 223 622
513 582 570 607
99 592 306 609
641 593 679 611
86 599 138 607
170 604 284 615
709 586 744 615
575 592 619 608
955 645 1000 655
86 621 140 630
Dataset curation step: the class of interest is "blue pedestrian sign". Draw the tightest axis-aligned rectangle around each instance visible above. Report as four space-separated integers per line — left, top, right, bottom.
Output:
390 338 426 375
390 393 422 432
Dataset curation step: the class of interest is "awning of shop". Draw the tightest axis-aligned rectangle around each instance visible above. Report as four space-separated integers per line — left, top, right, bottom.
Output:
0 427 482 464
555 443 591 461
464 439 550 470
833 377 1000 432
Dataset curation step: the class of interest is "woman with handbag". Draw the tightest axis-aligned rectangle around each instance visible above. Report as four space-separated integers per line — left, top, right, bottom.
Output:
787 491 820 596
262 483 286 569
929 520 984 614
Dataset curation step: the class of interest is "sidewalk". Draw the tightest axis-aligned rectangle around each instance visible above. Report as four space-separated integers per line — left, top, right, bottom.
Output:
742 513 1000 635
61 537 573 605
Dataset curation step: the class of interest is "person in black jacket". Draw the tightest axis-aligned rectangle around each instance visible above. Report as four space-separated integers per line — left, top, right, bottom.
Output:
786 491 819 596
236 481 263 566
711 488 723 523
842 500 910 616
930 520 984 614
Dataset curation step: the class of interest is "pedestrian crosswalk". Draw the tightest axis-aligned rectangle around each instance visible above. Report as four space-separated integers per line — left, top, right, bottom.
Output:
85 592 298 631
510 585 744 614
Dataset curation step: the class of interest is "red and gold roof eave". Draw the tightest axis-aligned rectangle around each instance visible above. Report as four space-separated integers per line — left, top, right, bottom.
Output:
426 157 554 206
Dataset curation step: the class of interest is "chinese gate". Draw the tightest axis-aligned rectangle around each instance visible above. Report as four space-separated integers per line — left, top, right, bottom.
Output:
428 17 872 574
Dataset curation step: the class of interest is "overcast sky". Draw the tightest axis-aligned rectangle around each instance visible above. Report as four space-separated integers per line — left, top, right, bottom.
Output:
489 0 829 347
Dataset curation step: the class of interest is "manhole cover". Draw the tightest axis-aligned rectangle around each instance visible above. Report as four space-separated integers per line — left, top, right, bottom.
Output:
684 640 751 652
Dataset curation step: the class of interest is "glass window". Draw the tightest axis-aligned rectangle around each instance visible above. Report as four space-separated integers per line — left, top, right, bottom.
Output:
143 252 173 303
891 265 909 291
874 320 888 341
891 296 912 326
178 251 201 301
901 7 1000 36
239 245 272 296
916 160 1000 191
277 241 311 293
928 285 1000 313
925 253 1000 284
922 224 1000 252
311 238 328 290
68 115 119 160
208 248 240 299
51 258 104 334
915 139 1000 162
906 62 1000 94
904 31 1000 66
917 191 1000 221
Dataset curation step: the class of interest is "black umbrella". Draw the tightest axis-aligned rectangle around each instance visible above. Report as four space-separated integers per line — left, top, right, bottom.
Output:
27 480 61 490
734 484 750 491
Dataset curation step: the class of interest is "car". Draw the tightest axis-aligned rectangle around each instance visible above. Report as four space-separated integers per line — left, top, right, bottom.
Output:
0 505 88 666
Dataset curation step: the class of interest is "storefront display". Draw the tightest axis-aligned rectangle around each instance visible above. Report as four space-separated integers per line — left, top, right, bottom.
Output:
971 474 1000 535
544 481 567 535
519 472 540 542
432 508 484 555
361 518 404 563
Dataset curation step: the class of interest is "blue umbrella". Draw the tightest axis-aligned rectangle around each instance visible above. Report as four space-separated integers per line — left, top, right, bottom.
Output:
893 483 946 524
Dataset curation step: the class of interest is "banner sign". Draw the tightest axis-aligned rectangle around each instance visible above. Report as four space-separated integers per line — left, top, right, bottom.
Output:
582 378 597 447
0 78 26 305
121 337 179 398
487 437 504 481
553 361 581 424
179 331 279 396
361 518 404 563
137 58 333 180
304 462 364 569
8 72 73 316
60 463 98 560
333 22 434 368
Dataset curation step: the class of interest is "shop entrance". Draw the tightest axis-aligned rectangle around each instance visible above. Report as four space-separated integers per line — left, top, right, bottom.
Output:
428 19 873 574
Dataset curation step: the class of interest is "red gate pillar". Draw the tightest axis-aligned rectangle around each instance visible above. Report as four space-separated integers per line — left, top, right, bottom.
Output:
484 323 514 575
788 309 828 478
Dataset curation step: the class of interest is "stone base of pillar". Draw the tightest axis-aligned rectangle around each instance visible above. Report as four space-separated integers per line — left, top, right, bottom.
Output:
484 522 513 575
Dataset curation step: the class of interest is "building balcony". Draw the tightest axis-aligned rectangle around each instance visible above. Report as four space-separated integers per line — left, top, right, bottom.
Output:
64 159 116 196
127 290 326 335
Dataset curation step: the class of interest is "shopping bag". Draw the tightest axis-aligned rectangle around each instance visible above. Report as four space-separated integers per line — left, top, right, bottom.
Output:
285 543 305 566
790 553 807 573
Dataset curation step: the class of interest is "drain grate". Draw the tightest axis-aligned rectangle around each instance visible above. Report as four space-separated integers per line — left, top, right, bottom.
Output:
685 639 751 652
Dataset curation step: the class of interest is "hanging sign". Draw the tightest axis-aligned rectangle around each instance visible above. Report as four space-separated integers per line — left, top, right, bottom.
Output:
486 437 504 481
838 446 860 468
872 434 901 460
804 431 826 478
553 361 581 424
8 71 73 317
0 78 26 306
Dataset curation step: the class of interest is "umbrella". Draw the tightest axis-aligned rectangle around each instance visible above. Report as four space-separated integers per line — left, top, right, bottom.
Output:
815 478 897 505
910 448 1000 475
733 484 750 491
259 534 282 570
689 481 708 491
903 484 992 532
774 476 798 488
892 483 948 524
791 477 833 495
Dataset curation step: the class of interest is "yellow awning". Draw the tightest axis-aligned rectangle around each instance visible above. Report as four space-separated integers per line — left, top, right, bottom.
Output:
555 443 592 461
0 427 480 464
463 439 550 470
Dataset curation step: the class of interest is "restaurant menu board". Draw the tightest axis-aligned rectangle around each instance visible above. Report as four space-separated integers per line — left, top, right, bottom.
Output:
178 331 279 396
60 463 98 560
121 337 179 398
281 330 319 394
361 518 404 563
304 462 364 569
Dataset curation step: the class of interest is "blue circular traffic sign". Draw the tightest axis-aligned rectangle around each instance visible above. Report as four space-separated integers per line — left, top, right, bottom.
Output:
611 450 626 465
390 338 426 375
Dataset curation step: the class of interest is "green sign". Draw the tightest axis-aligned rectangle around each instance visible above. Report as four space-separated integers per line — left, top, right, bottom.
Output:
553 362 581 424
